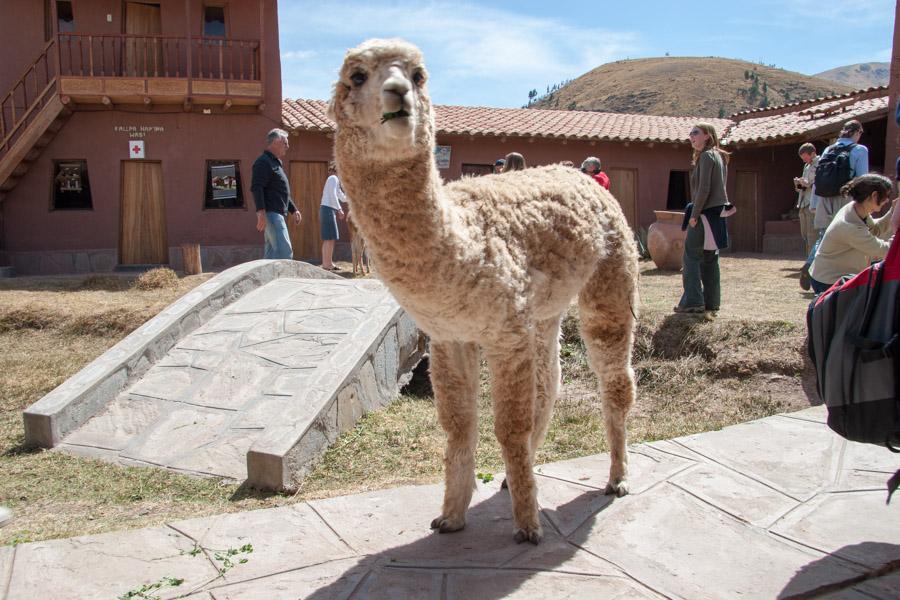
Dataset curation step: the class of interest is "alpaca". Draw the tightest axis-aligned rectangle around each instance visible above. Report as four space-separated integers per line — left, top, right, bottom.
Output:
328 39 638 545
347 213 371 275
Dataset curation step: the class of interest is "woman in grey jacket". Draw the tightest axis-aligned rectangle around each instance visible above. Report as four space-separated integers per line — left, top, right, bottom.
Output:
675 123 730 314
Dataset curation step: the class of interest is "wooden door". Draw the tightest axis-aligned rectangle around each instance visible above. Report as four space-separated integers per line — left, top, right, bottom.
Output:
125 2 162 76
120 161 168 264
607 167 637 229
732 171 759 252
288 161 328 262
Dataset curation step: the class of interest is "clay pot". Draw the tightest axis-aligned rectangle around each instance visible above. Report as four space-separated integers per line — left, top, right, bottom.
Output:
647 210 687 270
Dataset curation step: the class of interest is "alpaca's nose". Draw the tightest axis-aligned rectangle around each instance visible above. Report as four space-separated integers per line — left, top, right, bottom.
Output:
382 68 412 112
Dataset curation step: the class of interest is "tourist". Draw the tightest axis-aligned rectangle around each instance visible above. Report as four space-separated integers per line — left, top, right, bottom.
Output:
493 158 506 174
800 119 869 290
320 162 346 271
808 174 897 294
581 156 610 190
675 123 730 315
501 152 526 172
794 143 820 257
251 128 301 260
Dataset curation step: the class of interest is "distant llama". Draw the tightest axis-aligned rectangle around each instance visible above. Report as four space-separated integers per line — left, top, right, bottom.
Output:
329 39 638 544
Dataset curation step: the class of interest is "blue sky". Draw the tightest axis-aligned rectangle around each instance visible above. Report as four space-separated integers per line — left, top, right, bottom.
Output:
278 0 895 108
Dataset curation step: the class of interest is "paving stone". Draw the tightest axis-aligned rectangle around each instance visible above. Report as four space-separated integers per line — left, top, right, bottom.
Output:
445 569 662 599
229 396 292 430
571 483 863 600
166 429 259 479
535 475 616 538
857 571 900 599
501 538 623 578
186 358 279 411
669 462 799 527
170 504 354 584
130 366 210 401
779 405 828 424
198 312 269 333
63 395 166 451
200 557 370 600
675 415 841 500
284 307 365 334
6 526 219 600
238 312 288 347
835 441 900 491
0 545 13 599
243 334 343 368
309 482 561 568
337 385 364 433
534 443 694 495
224 279 316 314
350 567 443 599
770 491 900 570
177 331 244 352
122 407 231 466
261 368 315 397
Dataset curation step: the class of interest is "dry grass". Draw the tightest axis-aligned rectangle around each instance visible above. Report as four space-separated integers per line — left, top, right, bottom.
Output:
0 255 816 545
132 267 180 290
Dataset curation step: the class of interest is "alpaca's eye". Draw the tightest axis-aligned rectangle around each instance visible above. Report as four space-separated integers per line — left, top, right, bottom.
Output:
350 72 367 86
412 71 425 86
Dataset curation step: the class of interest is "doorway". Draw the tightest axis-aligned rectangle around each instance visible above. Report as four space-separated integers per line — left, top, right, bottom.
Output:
120 161 168 265
288 161 329 261
732 171 759 252
607 167 637 229
124 2 162 77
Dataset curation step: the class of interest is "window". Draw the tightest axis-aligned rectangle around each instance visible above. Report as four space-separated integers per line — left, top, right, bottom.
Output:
461 164 493 177
666 170 690 211
56 0 75 33
52 160 92 210
203 6 226 37
204 160 244 208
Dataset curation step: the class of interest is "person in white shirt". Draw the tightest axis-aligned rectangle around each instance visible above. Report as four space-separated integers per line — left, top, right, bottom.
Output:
320 162 346 271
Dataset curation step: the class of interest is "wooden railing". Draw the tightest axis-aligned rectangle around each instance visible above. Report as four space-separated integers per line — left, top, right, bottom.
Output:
1 39 58 159
57 33 260 81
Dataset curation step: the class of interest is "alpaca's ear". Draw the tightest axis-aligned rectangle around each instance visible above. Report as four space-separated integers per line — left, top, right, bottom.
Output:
327 82 349 122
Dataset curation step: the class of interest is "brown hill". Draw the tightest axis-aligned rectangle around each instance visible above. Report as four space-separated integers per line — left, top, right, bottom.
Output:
814 62 890 89
529 57 853 118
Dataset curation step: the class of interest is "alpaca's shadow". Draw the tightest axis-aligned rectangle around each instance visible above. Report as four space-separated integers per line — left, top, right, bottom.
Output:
649 312 714 360
297 483 620 599
778 542 900 599
640 268 681 278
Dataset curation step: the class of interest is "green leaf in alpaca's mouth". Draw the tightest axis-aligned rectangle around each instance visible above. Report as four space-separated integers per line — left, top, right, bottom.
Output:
381 109 411 123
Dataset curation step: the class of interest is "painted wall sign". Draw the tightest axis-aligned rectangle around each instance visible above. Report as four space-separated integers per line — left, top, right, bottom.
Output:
434 145 451 170
113 125 166 139
129 140 145 159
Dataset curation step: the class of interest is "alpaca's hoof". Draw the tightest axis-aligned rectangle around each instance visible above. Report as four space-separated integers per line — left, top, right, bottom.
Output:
604 479 629 497
513 525 543 545
430 515 465 533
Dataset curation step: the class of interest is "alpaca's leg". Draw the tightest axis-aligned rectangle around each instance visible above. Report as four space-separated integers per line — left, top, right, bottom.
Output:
531 314 562 455
578 261 637 497
429 340 480 533
486 344 542 544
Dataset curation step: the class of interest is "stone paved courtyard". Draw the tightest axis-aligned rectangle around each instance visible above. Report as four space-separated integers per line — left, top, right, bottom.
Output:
2 405 897 599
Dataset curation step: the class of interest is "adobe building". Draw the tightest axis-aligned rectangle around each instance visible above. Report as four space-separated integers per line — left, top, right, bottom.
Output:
0 1 896 275
1 0 283 274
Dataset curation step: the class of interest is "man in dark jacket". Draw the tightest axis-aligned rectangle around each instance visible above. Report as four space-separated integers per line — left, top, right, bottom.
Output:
251 129 301 259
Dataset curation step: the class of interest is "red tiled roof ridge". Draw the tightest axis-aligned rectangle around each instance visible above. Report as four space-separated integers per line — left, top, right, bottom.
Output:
730 85 889 121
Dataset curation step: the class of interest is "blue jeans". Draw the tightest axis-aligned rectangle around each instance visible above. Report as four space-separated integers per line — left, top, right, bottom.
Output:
679 221 720 310
263 212 293 259
804 228 825 267
810 278 831 295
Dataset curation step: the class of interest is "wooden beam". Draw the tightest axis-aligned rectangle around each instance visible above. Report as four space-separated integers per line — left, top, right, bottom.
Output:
183 98 192 112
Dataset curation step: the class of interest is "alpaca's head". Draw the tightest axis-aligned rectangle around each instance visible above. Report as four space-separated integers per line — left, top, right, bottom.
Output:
328 39 435 163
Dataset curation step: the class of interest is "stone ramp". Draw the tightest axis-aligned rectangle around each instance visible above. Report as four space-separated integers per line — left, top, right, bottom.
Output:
4 406 898 600
23 260 424 490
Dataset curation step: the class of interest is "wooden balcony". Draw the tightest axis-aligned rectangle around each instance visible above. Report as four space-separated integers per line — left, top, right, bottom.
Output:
56 33 263 108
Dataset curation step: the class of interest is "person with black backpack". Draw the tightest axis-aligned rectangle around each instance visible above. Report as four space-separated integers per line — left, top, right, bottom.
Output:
799 119 869 290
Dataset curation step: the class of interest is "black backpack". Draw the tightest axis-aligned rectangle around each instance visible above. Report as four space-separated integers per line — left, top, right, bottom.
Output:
814 143 856 197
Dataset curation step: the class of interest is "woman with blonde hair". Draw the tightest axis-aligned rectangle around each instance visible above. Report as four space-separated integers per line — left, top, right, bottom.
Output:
675 122 731 314
319 162 346 271
501 152 526 172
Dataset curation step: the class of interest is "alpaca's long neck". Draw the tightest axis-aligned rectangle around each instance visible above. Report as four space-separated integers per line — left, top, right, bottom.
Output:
341 151 456 273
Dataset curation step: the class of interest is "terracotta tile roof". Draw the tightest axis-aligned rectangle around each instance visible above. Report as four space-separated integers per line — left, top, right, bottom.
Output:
722 94 889 145
729 85 889 118
281 99 732 144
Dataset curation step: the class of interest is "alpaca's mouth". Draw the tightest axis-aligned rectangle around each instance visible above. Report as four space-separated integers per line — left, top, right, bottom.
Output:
381 109 410 123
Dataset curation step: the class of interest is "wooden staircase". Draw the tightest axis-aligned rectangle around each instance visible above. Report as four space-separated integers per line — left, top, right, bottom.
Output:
0 40 70 203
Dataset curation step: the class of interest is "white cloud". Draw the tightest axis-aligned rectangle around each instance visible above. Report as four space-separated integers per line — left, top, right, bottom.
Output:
281 50 318 61
277 1 642 106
